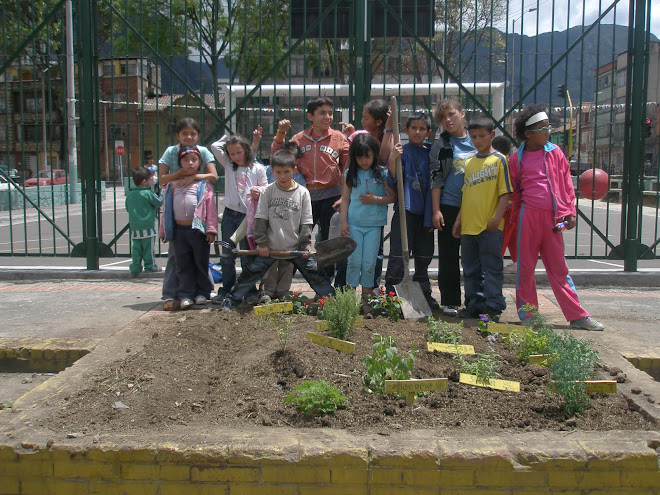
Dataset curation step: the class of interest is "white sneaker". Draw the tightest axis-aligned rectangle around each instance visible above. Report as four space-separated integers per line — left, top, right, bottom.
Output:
180 298 194 310
194 295 208 305
260 294 272 304
570 316 604 331
503 262 517 274
443 305 458 317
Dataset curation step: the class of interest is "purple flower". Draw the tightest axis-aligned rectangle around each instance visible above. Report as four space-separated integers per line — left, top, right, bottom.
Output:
479 314 490 323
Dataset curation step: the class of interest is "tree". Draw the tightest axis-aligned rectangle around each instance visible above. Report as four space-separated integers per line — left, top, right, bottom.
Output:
3 0 62 67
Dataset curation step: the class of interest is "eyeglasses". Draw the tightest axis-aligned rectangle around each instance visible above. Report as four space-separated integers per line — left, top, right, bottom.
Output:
527 125 553 133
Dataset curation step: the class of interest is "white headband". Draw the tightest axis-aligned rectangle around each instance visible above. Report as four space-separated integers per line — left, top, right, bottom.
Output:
525 112 549 127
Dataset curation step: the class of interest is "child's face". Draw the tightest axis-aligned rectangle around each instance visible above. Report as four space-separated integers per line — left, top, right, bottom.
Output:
226 143 247 167
524 119 551 149
356 150 375 171
176 126 199 146
469 128 496 154
272 164 295 187
404 119 431 145
307 104 334 132
361 108 382 133
438 105 465 137
180 153 201 172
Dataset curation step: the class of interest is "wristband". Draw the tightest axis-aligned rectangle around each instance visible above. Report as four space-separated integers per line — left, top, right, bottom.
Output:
384 129 394 133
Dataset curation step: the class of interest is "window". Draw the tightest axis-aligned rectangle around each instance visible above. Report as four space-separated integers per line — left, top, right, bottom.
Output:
103 62 113 76
617 70 626 88
598 74 610 91
596 124 610 139
127 62 137 75
24 98 44 113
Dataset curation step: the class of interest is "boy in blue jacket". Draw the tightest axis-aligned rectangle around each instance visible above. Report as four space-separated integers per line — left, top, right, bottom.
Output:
384 111 438 309
125 167 163 276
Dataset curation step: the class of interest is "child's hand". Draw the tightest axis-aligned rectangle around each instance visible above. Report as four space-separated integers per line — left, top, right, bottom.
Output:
432 210 445 230
389 143 403 161
339 122 355 136
277 120 291 134
564 215 576 230
250 187 261 201
252 125 263 150
359 191 377 204
384 109 393 130
340 221 350 237
486 218 500 231
452 220 461 238
258 246 270 257
206 233 216 244
332 197 342 211
173 175 196 189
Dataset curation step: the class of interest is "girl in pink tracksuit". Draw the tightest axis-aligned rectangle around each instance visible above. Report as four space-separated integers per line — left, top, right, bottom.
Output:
509 105 604 331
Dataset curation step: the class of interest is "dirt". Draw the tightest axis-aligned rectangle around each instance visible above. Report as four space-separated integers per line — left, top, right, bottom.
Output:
46 307 654 437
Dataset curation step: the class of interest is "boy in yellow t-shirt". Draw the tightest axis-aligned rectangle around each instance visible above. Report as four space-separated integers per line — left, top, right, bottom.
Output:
452 115 512 320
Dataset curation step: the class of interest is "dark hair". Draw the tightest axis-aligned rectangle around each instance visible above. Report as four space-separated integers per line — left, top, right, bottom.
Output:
174 117 201 135
222 134 255 171
405 111 432 131
345 133 382 188
177 145 202 167
131 166 151 186
492 136 512 156
363 99 390 136
271 142 298 169
434 97 464 125
307 96 334 115
467 114 496 132
514 104 547 141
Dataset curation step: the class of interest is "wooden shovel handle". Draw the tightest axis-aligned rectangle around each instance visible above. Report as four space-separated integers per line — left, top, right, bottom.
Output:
234 249 307 258
389 96 411 275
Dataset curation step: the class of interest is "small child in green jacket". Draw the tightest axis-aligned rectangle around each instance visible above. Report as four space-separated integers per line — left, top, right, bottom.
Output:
125 166 164 276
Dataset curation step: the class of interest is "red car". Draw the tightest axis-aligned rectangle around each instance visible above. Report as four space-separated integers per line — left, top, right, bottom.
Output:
24 169 69 187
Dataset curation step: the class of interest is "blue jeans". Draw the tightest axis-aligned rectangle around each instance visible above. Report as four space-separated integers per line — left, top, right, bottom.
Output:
220 208 256 295
162 245 178 300
460 229 505 315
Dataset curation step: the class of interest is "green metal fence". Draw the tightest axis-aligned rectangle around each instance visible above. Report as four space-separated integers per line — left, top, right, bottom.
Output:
0 0 657 270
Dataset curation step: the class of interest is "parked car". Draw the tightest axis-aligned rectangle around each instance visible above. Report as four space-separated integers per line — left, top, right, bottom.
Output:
0 166 20 185
24 169 69 187
0 176 16 191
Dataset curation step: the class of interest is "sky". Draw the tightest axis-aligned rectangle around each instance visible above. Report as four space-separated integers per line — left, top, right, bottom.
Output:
506 0 658 38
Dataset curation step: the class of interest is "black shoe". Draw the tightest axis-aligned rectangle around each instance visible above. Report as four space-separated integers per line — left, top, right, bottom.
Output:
424 293 440 310
458 308 479 319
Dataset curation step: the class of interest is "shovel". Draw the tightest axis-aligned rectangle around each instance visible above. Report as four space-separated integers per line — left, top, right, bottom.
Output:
389 96 432 319
215 236 357 271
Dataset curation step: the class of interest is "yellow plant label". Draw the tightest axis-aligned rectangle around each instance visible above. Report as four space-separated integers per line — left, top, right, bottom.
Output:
305 332 355 354
486 322 524 335
253 301 293 316
315 316 364 331
584 381 617 394
459 373 521 392
529 354 553 365
384 378 449 394
426 342 475 355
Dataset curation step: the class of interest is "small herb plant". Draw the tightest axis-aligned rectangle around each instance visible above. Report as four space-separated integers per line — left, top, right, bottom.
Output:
454 351 501 386
546 331 599 415
284 380 347 416
508 326 553 363
263 313 295 352
370 288 403 321
363 334 416 394
425 317 463 344
317 288 360 340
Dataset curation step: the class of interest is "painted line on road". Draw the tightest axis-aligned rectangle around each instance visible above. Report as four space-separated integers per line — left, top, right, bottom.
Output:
589 259 624 268
101 259 131 267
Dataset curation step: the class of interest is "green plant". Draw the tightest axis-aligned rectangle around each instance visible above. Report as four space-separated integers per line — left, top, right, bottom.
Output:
507 326 553 363
284 380 347 416
317 288 360 340
363 334 416 394
263 313 295 352
546 331 599 415
425 317 463 345
370 288 403 321
290 291 313 315
519 303 554 332
476 314 491 332
454 351 501 386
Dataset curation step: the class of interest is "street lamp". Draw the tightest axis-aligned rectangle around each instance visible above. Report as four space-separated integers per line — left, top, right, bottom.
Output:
511 7 538 111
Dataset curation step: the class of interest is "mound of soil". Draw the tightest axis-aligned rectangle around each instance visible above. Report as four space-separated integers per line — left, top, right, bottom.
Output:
48 308 653 436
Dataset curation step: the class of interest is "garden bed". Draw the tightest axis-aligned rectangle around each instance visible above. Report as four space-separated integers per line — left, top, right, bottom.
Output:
42 303 655 441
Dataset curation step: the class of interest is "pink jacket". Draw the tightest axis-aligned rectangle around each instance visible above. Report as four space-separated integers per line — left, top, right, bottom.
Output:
508 142 576 219
271 127 349 191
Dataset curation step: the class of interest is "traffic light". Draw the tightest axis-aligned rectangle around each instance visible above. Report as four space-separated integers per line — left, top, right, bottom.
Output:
557 84 566 98
643 119 653 138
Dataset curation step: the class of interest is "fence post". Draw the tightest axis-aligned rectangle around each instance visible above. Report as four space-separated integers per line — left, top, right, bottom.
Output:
353 0 370 124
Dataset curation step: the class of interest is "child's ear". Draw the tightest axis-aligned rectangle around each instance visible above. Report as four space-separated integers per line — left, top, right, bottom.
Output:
307 112 314 123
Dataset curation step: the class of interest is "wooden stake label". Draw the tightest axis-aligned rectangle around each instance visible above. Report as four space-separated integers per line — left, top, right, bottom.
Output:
315 316 364 331
529 354 553 365
385 378 449 404
549 380 617 394
486 322 524 335
426 342 475 355
253 301 293 316
459 373 521 392
305 332 355 354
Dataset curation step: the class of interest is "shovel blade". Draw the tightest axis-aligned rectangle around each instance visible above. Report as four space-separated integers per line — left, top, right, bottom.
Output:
395 279 432 319
314 237 357 268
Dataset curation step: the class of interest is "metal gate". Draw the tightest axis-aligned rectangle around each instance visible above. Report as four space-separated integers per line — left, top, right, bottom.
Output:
1 0 657 270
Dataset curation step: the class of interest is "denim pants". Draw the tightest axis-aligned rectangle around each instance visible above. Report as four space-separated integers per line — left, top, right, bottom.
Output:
460 229 506 315
161 245 178 300
220 208 256 295
227 256 335 304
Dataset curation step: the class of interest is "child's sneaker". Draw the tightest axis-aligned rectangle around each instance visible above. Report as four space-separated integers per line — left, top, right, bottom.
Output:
260 294 272 304
180 298 194 310
211 290 228 305
569 316 604 331
424 293 440 310
443 305 458 317
194 295 208 305
219 297 237 312
163 299 180 311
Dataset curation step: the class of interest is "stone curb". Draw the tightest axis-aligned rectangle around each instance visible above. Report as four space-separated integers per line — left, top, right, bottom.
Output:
0 338 103 373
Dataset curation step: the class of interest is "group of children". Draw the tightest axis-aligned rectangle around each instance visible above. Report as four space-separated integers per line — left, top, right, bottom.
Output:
125 96 604 331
